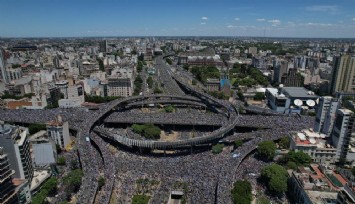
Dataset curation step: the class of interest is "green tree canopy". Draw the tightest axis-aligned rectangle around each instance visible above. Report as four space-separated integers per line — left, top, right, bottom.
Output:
234 140 243 148
257 141 277 161
261 164 288 195
28 124 47 135
253 92 265 100
98 176 105 190
131 124 161 140
285 151 312 166
231 180 252 204
279 136 290 149
212 144 224 154
57 156 66 166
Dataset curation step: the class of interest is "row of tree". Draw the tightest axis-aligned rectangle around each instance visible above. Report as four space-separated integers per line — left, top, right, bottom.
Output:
131 124 161 140
32 178 58 204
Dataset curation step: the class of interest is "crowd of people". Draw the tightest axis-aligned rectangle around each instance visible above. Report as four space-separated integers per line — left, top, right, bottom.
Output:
105 111 226 126
90 132 115 204
156 57 186 96
0 59 318 204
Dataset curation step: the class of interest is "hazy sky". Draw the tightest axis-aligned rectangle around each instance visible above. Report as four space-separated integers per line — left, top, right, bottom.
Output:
1 0 355 38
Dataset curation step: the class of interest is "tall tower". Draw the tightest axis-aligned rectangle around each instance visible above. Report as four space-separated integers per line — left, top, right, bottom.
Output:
314 96 339 135
331 109 355 161
99 40 108 53
0 48 8 84
331 55 355 94
0 124 34 182
0 147 19 204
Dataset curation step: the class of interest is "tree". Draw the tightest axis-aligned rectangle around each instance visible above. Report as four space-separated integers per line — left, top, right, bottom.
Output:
287 161 298 170
285 151 312 166
137 60 143 73
98 176 105 190
70 159 79 170
166 58 172 65
57 156 66 166
253 92 265 100
257 141 277 161
63 169 84 194
147 76 153 89
237 91 245 101
231 180 252 204
261 164 288 195
28 124 47 134
97 58 105 71
164 105 174 113
212 144 224 154
279 136 290 149
234 140 243 148
183 64 189 71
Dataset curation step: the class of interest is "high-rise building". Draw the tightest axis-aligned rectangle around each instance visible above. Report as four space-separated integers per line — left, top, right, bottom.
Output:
0 48 8 84
0 147 18 204
67 84 85 104
314 96 339 135
273 60 288 84
331 55 355 94
99 40 107 53
107 77 132 97
281 68 303 87
47 116 71 149
331 109 355 162
0 124 33 182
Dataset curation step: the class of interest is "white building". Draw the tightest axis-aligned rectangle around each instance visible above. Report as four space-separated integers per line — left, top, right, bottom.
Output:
290 129 336 164
67 84 85 104
314 96 339 136
0 124 34 182
331 109 355 162
47 116 70 149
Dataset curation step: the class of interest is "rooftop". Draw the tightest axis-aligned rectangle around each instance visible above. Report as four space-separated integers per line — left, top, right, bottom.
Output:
281 87 318 99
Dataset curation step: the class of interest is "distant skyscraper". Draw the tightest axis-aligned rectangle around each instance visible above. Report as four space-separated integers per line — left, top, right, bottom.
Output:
0 48 8 84
0 124 34 182
99 40 107 53
273 60 288 84
314 96 339 135
331 55 355 94
0 147 18 204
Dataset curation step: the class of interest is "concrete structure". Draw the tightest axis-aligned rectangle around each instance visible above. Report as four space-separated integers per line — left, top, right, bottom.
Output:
314 96 340 136
206 78 220 92
47 116 70 149
273 60 288 84
55 80 69 99
0 147 18 204
331 55 355 94
290 129 336 164
331 109 355 162
12 178 31 204
288 165 339 204
0 124 33 182
32 143 56 167
107 77 132 97
99 40 107 53
67 84 85 104
58 98 81 108
0 48 8 84
265 88 290 113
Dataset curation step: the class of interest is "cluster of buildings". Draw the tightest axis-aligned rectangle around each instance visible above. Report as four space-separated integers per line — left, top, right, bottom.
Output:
0 115 70 203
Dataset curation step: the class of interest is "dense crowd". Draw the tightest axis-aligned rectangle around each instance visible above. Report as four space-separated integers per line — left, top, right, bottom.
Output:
156 58 186 96
105 111 226 126
0 59 317 204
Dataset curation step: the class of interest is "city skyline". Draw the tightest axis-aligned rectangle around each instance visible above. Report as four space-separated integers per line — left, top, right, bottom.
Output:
1 0 355 38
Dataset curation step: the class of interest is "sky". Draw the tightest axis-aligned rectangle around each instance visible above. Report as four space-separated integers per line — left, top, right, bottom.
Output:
0 0 355 38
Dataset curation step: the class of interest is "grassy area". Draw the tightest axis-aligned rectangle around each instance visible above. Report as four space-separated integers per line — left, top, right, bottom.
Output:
131 195 151 204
